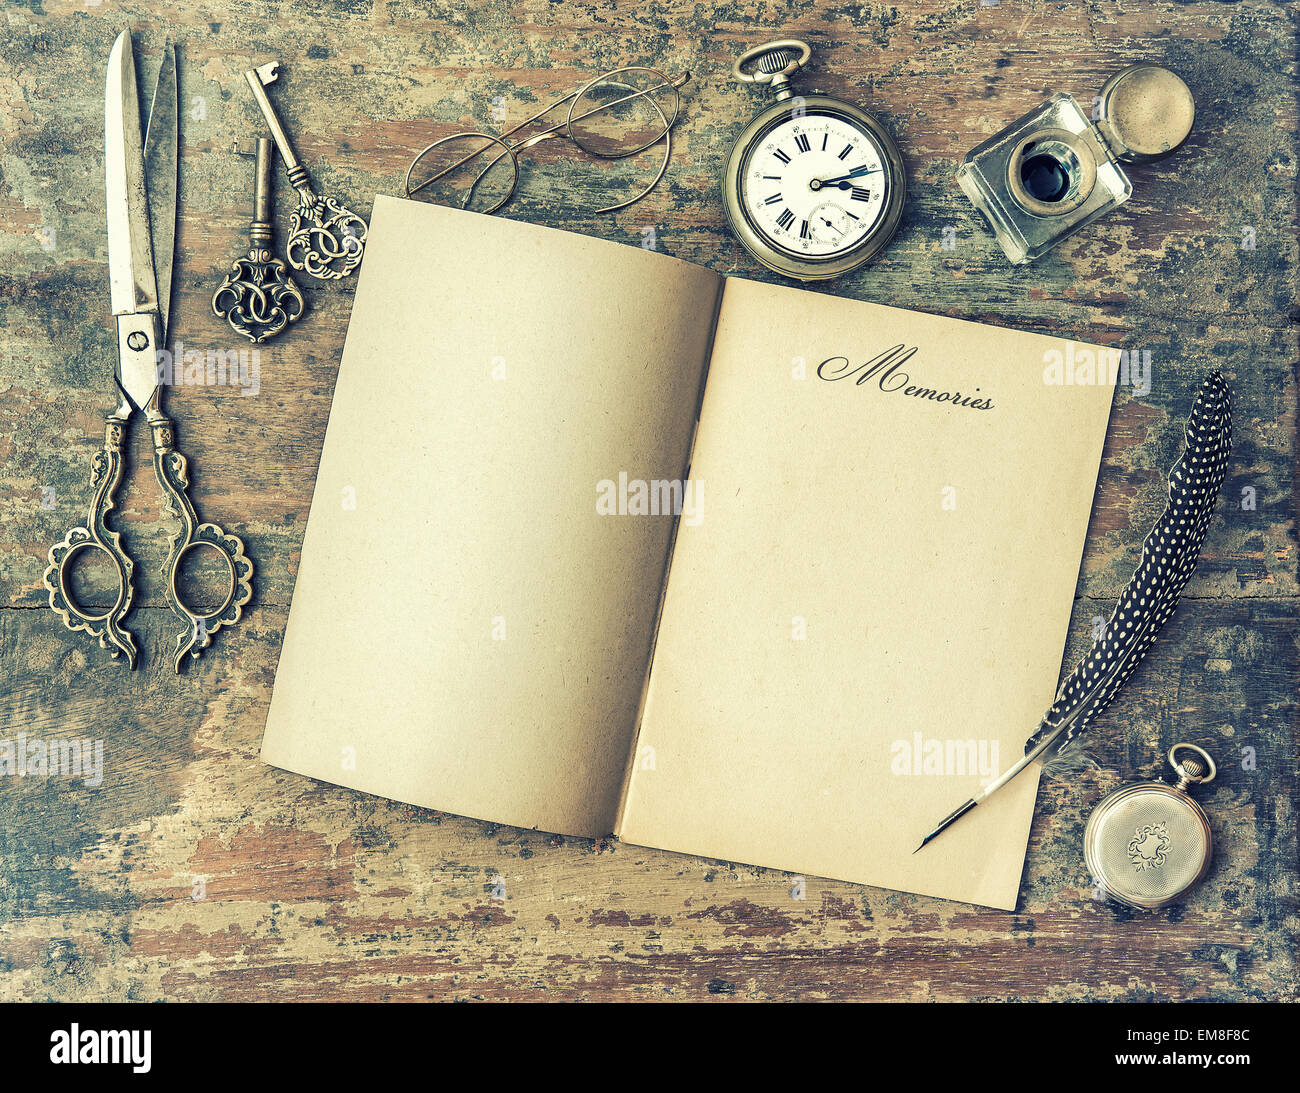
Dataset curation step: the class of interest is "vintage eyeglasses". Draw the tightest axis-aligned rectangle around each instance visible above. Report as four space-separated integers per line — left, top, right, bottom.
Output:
403 66 690 215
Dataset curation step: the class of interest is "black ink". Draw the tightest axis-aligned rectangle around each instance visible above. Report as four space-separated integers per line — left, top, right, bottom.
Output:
818 349 995 411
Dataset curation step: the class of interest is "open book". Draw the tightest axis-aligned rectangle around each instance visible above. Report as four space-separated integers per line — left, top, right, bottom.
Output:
261 195 1115 909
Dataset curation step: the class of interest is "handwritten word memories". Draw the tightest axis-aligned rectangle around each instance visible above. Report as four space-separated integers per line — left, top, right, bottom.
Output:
816 345 995 411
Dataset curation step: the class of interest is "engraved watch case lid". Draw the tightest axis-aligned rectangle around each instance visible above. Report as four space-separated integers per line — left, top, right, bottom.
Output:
1095 63 1195 165
1084 743 1216 911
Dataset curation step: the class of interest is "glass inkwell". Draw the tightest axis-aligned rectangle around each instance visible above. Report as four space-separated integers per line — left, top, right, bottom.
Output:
956 63 1195 264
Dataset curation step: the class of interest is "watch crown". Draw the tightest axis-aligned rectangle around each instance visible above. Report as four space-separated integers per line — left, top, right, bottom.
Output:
758 49 794 74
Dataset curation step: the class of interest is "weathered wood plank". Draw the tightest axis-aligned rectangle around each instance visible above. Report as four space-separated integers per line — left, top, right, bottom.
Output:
0 0 1295 1001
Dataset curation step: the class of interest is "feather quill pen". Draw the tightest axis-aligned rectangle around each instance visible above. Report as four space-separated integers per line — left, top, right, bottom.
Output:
916 371 1232 851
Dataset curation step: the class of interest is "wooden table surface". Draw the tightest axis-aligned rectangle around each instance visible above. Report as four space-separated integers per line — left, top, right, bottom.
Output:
1 1 1295 1002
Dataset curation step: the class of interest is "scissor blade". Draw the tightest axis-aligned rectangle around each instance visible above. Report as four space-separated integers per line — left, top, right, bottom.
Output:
105 30 160 320
143 41 178 341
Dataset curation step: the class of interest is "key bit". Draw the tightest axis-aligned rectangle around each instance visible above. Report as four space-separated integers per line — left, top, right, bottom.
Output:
251 61 280 87
243 60 367 279
212 138 306 342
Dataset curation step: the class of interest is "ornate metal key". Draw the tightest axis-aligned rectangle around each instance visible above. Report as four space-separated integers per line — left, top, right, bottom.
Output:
212 137 306 342
243 61 367 279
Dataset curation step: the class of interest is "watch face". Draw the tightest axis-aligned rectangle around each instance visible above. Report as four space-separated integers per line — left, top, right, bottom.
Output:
739 109 892 259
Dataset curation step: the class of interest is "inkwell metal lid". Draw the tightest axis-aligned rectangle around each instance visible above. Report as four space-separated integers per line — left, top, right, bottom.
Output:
1095 63 1195 164
1084 743 1216 911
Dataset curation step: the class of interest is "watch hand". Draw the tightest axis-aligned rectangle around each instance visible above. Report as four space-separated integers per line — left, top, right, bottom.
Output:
810 165 881 188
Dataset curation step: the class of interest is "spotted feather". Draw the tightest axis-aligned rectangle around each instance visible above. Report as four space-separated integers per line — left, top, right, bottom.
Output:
1024 370 1232 758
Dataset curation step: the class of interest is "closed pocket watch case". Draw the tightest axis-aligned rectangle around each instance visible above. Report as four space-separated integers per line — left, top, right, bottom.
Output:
1084 743 1216 911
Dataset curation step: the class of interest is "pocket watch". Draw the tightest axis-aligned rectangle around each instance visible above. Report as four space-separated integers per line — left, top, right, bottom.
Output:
722 39 906 282
1084 743 1217 911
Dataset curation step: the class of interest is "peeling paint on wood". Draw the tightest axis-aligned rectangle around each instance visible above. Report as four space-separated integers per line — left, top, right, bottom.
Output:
0 1 1296 1001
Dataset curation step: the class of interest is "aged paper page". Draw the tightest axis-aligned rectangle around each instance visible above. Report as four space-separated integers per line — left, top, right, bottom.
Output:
619 276 1116 908
262 196 721 837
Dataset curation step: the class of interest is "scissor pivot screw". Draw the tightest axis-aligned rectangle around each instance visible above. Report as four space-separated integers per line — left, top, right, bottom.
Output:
126 331 149 351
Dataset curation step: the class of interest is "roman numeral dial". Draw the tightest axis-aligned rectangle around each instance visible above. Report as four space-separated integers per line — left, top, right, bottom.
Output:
741 111 892 260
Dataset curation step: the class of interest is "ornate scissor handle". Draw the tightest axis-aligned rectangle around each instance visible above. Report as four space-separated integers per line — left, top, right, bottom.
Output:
44 417 139 667
147 410 254 672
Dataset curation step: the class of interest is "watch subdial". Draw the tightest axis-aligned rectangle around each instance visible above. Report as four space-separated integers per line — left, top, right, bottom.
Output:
808 202 854 245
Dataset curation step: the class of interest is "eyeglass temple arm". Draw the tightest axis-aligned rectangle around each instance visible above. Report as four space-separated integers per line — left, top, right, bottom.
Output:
469 75 689 194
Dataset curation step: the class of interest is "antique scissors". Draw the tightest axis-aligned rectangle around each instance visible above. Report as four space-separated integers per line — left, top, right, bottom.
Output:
44 32 253 672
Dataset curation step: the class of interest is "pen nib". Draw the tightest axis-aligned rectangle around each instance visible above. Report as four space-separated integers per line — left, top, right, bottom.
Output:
914 797 978 853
